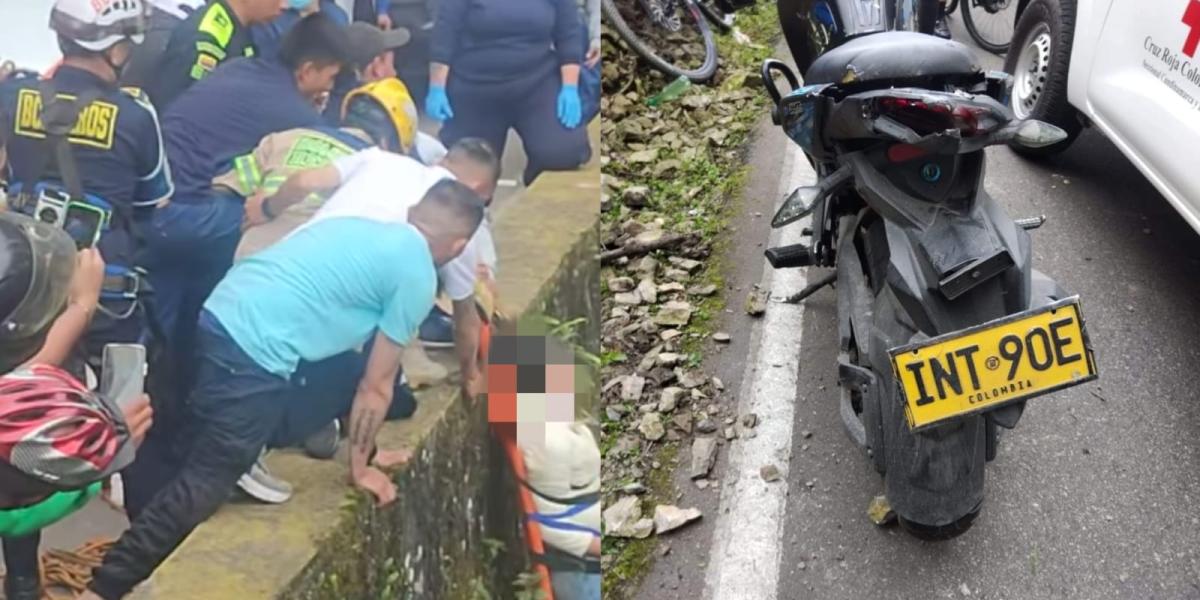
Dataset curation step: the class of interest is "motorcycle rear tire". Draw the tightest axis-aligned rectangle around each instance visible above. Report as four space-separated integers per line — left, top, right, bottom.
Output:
898 503 981 541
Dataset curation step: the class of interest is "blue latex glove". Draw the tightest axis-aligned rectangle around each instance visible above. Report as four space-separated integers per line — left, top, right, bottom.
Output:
425 85 454 122
556 84 581 129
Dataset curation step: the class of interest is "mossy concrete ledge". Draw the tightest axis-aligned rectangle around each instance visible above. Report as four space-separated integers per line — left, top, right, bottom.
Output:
126 126 600 600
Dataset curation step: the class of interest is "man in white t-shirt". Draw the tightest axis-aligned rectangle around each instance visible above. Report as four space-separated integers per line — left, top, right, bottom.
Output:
247 138 500 393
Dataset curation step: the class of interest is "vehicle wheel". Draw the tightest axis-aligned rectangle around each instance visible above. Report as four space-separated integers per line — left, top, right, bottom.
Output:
898 503 981 541
1003 0 1081 157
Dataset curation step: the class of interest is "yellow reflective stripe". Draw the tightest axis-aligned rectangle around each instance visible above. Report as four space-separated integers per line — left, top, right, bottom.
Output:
261 176 290 196
197 3 234 47
244 46 255 57
233 155 262 194
195 41 226 60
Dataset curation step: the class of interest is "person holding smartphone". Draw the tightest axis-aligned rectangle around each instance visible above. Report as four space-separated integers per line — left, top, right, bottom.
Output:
0 211 153 600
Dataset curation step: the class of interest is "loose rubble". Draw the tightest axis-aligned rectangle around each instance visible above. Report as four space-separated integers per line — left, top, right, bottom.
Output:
690 437 719 479
604 496 655 539
746 287 769 316
600 8 779 592
760 464 782 482
638 413 665 441
653 505 703 535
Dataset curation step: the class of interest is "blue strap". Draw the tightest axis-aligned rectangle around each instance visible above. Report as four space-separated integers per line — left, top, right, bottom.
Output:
528 499 601 537
536 501 592 520
529 513 601 537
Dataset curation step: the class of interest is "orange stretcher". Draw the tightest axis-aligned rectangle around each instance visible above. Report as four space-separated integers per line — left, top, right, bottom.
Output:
478 319 556 599
494 424 557 599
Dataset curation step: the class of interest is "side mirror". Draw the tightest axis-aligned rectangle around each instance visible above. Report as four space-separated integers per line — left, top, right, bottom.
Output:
1010 119 1069 148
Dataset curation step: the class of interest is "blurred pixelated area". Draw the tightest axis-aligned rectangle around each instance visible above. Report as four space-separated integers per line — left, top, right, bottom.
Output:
487 332 593 449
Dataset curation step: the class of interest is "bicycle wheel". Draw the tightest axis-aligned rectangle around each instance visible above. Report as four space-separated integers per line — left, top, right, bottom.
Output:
945 0 959 15
962 0 1018 54
602 0 719 82
697 1 733 33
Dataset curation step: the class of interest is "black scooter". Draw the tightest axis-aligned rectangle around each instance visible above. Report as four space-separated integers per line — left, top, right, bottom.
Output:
763 1 1097 539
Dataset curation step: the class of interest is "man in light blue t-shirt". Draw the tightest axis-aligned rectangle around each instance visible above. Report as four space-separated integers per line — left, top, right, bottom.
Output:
87 179 484 600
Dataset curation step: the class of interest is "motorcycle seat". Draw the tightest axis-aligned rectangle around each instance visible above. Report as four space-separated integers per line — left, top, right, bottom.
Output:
804 31 981 85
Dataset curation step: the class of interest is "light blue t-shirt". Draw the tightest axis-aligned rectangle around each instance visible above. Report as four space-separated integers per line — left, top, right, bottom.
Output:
204 218 437 377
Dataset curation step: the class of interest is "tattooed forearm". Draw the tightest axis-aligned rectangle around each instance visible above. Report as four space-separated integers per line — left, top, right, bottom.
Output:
348 391 388 477
352 409 381 454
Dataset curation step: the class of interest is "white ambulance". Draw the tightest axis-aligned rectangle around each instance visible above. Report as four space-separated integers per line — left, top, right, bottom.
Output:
1005 0 1200 233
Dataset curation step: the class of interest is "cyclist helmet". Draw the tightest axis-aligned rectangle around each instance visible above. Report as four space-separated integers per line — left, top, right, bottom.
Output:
0 212 77 374
0 364 134 492
50 0 148 52
342 78 418 154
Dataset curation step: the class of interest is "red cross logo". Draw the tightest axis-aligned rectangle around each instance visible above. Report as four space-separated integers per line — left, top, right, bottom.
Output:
1185 0 1200 58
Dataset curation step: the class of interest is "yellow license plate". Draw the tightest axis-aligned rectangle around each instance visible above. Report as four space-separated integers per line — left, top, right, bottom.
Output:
890 297 1097 431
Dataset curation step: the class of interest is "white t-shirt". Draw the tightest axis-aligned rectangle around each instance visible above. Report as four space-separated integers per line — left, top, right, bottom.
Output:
414 132 448 165
519 422 601 558
304 148 493 301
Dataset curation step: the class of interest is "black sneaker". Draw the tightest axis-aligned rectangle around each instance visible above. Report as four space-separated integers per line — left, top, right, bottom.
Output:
4 573 41 600
933 13 952 39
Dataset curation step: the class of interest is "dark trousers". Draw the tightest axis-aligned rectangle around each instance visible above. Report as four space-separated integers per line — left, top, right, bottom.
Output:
440 64 592 185
91 312 290 599
139 191 245 398
579 19 600 125
1 532 41 581
389 0 434 105
271 346 418 448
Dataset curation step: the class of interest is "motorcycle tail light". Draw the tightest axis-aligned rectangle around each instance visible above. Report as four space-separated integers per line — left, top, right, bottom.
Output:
876 96 1004 138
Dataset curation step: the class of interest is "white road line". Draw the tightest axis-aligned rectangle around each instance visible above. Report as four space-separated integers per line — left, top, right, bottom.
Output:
704 141 816 600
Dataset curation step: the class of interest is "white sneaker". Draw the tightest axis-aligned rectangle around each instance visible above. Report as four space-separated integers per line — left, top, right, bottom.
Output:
236 449 293 504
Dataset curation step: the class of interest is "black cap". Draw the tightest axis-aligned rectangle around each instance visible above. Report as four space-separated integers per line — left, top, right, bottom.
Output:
344 22 411 68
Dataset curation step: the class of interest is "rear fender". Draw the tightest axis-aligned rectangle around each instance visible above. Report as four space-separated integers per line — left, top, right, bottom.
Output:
854 193 1044 525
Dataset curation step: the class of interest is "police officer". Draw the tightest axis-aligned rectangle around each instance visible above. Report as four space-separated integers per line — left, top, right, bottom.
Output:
0 0 173 373
142 0 288 109
120 0 205 88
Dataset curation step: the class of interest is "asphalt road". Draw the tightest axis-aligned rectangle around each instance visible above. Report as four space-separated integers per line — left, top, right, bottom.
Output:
638 16 1200 600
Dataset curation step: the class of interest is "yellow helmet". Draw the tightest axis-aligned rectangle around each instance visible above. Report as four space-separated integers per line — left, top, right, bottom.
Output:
341 78 419 153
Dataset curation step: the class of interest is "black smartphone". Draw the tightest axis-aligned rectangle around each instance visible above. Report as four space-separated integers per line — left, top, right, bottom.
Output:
62 201 105 249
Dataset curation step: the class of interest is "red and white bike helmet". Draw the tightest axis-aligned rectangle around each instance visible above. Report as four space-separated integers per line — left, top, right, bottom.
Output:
0 364 134 490
50 0 148 52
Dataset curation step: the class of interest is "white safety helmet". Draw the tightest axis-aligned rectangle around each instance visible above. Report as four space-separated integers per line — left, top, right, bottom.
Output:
50 0 147 52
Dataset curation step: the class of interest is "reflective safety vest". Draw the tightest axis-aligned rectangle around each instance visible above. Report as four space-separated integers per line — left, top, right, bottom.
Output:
213 125 374 202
